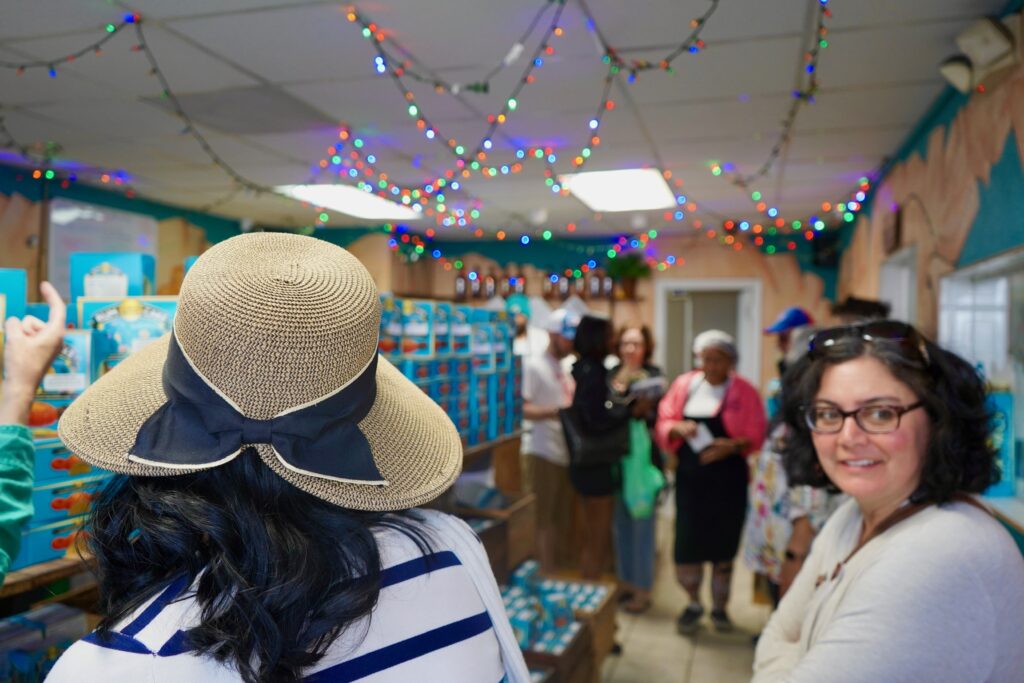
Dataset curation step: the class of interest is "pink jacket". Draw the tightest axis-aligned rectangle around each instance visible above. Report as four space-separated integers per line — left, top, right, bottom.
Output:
655 370 767 457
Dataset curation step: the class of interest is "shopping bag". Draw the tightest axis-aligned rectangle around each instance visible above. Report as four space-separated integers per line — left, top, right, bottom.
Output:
622 419 665 519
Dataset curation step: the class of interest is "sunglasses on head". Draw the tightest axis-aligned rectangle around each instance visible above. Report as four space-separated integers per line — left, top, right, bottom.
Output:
808 320 930 365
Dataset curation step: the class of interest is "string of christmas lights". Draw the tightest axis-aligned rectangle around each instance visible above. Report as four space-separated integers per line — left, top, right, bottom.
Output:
134 22 271 196
577 0 721 81
719 0 832 189
386 222 682 279
0 14 138 75
345 1 566 175
361 0 560 96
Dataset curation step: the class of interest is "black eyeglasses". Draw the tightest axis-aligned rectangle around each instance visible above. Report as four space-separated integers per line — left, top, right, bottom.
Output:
804 401 925 434
808 321 930 365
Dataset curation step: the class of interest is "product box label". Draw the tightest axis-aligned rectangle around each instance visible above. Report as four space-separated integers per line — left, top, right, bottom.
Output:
70 252 156 305
79 296 177 378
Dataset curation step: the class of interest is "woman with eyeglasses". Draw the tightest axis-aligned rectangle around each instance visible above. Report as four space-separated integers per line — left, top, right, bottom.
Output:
752 321 1024 683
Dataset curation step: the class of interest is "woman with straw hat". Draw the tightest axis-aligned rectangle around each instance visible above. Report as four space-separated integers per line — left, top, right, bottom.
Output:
47 233 529 683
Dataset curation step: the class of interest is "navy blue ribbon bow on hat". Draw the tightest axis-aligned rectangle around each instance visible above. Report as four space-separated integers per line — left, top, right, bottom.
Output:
129 333 387 485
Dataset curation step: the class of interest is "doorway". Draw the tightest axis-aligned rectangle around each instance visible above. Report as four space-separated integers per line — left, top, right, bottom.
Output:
655 279 763 387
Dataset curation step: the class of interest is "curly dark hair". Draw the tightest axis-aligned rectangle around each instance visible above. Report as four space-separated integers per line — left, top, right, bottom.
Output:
87 449 431 683
780 328 999 504
615 323 655 364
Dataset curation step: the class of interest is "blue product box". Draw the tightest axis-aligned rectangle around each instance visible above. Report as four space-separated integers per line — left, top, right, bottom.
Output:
69 252 155 305
399 358 434 383
34 438 104 484
378 294 404 358
538 592 574 631
494 323 513 372
184 256 199 274
0 604 89 682
401 299 435 358
510 608 537 649
79 297 177 379
0 268 27 321
30 475 109 526
434 302 454 356
9 515 88 571
470 309 497 374
28 331 92 442
986 391 1016 497
511 559 540 589
451 305 473 357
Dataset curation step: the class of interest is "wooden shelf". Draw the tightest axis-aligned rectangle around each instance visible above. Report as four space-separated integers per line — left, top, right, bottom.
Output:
0 556 95 599
462 431 522 461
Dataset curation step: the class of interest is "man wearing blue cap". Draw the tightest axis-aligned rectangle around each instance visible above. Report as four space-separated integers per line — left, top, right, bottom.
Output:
763 306 814 377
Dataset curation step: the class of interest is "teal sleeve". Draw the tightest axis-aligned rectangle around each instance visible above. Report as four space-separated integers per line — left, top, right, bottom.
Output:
0 425 35 580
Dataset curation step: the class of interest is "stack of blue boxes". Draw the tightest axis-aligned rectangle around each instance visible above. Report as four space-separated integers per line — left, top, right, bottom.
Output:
380 294 523 446
501 560 604 655
1 254 173 571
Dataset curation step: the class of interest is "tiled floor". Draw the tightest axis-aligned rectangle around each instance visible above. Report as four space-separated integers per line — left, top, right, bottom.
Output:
601 502 771 683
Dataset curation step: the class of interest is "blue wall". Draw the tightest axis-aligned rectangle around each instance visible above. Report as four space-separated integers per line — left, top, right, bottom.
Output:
959 131 1024 268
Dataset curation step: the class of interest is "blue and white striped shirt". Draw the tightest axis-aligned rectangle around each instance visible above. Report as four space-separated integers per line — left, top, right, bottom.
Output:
47 512 509 682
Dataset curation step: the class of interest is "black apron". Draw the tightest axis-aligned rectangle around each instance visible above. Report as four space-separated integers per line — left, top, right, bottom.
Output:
673 388 748 564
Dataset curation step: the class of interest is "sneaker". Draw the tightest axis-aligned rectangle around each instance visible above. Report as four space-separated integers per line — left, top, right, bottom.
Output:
676 604 704 635
710 609 733 632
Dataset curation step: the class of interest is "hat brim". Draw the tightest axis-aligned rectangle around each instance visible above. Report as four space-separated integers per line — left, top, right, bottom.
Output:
58 334 463 512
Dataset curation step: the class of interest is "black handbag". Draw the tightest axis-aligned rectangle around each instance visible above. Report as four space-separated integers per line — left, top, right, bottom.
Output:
559 404 630 467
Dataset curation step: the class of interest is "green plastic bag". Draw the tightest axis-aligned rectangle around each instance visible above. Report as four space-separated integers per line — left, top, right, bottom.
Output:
622 418 665 519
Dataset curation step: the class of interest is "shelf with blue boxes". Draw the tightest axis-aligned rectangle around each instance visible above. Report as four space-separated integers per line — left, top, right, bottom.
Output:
0 257 177 578
503 560 618 683
380 294 523 449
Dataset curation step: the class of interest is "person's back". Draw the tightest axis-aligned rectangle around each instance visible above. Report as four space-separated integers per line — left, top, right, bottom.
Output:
49 505 505 682
46 233 528 683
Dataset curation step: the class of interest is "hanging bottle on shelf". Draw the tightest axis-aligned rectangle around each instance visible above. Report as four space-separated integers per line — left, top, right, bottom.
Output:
484 267 498 299
469 265 483 299
589 269 605 300
557 274 571 300
514 267 527 295
499 266 513 297
454 265 468 302
574 274 587 299
602 269 615 299
542 270 556 300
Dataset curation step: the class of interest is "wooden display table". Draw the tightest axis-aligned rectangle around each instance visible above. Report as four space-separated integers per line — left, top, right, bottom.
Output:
0 556 94 600
463 431 523 493
522 620 594 683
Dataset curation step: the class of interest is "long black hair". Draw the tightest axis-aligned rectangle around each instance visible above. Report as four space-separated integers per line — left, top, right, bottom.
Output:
780 330 999 503
574 314 613 363
87 449 431 683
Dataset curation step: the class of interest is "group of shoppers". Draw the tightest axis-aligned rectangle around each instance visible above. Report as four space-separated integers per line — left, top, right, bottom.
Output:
522 310 768 630
0 235 1018 681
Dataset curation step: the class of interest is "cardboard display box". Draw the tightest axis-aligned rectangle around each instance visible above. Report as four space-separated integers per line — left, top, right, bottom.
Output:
458 492 536 576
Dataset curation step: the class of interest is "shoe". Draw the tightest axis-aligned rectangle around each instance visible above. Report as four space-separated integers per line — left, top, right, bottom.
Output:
676 604 703 635
610 642 623 656
710 609 733 632
622 596 652 614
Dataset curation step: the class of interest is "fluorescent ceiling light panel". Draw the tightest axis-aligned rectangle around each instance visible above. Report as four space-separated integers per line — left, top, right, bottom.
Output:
559 168 676 212
276 184 422 220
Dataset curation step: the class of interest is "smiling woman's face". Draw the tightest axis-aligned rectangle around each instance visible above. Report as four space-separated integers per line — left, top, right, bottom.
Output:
811 355 931 515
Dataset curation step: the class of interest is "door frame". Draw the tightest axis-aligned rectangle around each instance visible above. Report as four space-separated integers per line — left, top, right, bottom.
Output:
654 278 763 386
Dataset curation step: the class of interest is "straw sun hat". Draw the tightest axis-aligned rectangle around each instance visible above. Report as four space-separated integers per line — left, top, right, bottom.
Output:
58 232 463 511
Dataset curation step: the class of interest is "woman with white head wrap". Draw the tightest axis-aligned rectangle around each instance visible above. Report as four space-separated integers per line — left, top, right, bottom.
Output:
655 329 767 635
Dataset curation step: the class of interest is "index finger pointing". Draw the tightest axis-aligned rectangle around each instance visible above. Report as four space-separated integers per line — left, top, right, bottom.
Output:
39 281 66 330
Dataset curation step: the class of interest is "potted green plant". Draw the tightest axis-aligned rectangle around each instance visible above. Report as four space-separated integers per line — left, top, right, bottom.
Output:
604 252 651 300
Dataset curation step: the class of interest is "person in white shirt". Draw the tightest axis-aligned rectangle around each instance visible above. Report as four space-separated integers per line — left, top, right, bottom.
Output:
753 320 1024 683
47 234 529 683
520 308 579 572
